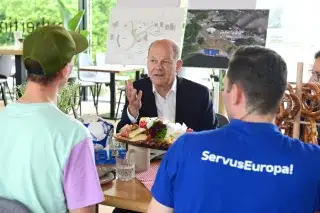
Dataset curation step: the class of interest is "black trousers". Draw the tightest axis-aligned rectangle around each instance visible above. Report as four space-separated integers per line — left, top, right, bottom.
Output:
112 208 140 213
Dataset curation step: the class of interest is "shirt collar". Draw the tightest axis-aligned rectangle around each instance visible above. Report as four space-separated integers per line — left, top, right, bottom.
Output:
152 77 177 95
229 119 280 133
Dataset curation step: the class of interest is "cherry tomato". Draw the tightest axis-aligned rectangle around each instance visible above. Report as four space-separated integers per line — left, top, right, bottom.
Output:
140 120 147 128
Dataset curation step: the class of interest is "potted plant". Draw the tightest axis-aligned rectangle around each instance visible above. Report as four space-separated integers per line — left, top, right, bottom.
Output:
15 82 80 115
56 0 88 36
56 0 89 69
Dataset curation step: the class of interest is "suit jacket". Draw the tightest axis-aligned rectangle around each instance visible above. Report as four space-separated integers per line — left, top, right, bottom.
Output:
116 77 218 132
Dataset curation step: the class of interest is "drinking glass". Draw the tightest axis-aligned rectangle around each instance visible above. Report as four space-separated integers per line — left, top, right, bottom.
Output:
13 31 22 41
13 31 23 48
116 149 135 181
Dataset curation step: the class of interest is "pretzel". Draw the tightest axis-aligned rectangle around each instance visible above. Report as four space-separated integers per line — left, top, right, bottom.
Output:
276 83 302 138
301 83 320 119
277 119 293 136
286 83 295 94
301 119 318 144
276 83 319 143
289 93 301 118
276 83 301 127
277 93 291 118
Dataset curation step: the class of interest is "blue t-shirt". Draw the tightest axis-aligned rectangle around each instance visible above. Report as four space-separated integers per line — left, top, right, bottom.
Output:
152 119 320 213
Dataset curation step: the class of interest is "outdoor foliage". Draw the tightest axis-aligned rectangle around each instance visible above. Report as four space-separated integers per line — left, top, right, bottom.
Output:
16 82 80 114
0 0 116 60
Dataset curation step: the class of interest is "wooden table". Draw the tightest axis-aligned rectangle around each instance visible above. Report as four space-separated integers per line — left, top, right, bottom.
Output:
100 178 152 212
78 65 144 119
99 160 158 212
0 46 25 86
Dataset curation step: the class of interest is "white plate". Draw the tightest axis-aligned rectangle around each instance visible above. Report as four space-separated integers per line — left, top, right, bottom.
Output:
97 166 115 178
100 172 115 185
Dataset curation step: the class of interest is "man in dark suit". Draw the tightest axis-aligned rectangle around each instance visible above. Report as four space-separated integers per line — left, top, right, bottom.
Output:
116 39 218 132
117 76 217 132
113 39 217 213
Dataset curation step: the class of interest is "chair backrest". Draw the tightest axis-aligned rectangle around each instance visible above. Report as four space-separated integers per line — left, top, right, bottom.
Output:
79 53 94 67
0 197 31 213
0 55 14 77
78 53 97 81
95 52 111 82
216 113 229 128
96 52 106 66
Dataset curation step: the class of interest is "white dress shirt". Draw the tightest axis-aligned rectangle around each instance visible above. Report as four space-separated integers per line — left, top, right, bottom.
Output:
126 78 177 158
127 77 177 122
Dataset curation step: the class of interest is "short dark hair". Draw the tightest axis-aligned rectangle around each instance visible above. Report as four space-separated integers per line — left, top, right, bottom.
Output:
25 58 62 86
227 46 287 115
315 51 320 59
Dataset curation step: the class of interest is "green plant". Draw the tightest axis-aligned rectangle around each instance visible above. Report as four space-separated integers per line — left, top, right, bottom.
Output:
0 0 115 61
58 83 80 114
56 0 88 37
56 0 89 74
16 82 80 114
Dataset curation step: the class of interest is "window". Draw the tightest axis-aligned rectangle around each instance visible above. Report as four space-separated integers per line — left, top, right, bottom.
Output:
257 0 320 82
0 0 78 46
88 0 116 62
2 0 317 83
88 0 136 80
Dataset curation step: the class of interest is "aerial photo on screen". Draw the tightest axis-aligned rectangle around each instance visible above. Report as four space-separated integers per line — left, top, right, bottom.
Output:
181 9 270 68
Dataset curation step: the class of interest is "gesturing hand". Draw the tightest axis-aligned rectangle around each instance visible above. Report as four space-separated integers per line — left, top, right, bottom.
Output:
126 80 142 118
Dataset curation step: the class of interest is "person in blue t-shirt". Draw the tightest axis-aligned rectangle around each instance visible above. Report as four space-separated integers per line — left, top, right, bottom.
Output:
147 46 320 213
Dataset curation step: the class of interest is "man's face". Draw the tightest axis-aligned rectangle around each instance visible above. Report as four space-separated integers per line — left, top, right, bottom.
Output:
147 43 181 88
311 58 320 81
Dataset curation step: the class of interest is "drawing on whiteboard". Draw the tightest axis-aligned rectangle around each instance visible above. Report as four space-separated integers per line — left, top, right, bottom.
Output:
106 8 185 65
109 20 177 54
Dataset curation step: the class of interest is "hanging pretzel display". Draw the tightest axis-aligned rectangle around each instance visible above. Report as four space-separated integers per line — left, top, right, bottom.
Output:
302 118 318 144
276 82 320 144
301 82 320 119
276 83 301 136
300 82 320 144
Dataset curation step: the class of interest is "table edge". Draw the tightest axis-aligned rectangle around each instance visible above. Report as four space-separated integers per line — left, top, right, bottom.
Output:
101 195 151 212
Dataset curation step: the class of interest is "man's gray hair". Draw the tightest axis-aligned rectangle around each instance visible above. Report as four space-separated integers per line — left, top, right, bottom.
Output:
148 39 180 60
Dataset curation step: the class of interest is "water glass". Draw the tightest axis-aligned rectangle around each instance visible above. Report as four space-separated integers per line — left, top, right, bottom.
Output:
13 31 23 48
13 31 22 41
116 149 135 181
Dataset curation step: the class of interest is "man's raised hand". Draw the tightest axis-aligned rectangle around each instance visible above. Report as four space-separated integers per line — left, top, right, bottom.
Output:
126 81 142 118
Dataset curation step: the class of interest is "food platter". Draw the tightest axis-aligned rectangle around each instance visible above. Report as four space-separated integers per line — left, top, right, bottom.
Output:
114 117 192 150
114 134 171 150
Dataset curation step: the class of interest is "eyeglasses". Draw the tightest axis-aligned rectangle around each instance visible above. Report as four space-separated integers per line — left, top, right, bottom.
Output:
309 70 320 79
